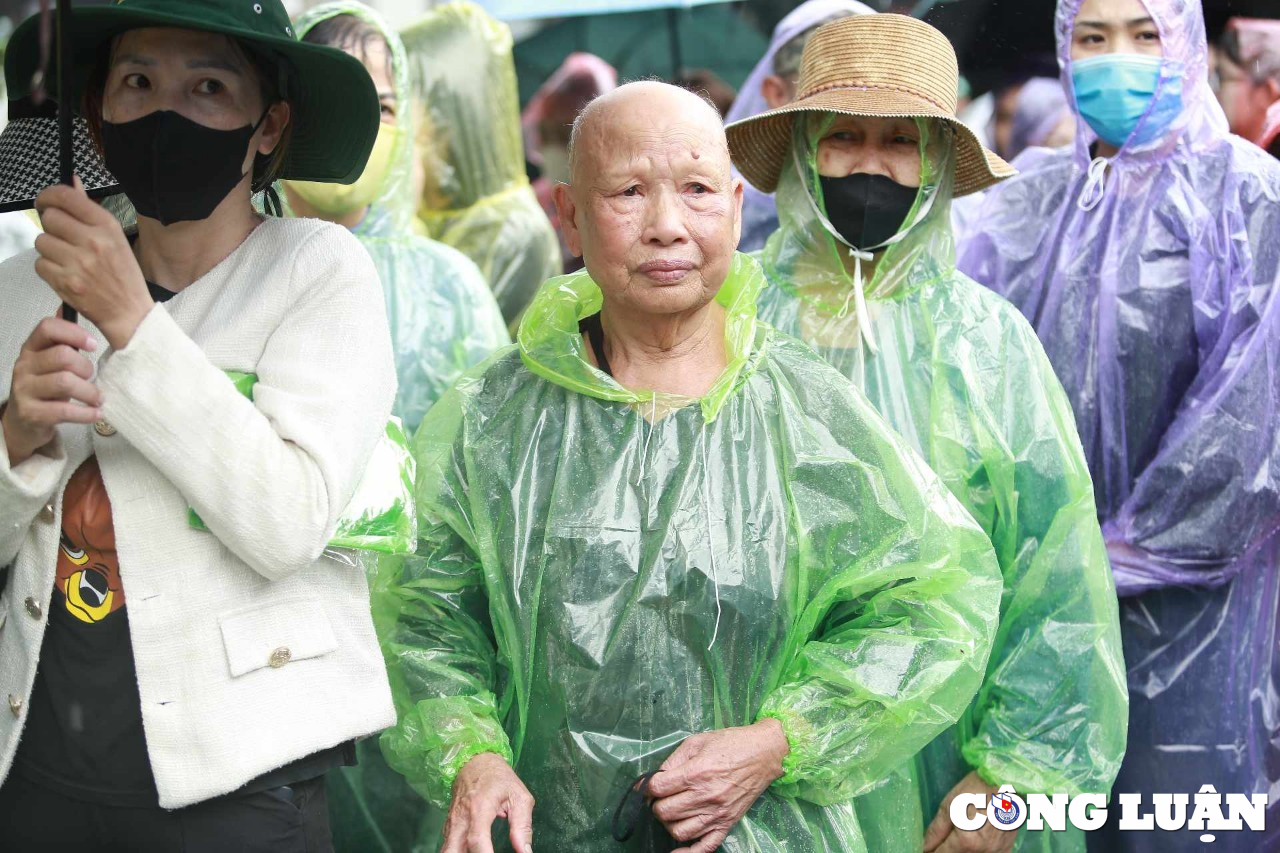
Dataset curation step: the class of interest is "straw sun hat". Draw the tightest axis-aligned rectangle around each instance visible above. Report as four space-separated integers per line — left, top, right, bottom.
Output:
726 14 1015 198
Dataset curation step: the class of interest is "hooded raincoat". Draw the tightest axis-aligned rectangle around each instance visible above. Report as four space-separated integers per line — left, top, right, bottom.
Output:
403 2 561 326
722 0 875 254
293 2 508 437
374 254 1005 852
754 114 1126 853
1226 17 1280 148
956 1 1280 848
288 6 506 850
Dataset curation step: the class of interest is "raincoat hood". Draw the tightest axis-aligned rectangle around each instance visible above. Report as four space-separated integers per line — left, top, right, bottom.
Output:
402 2 561 323
293 1 416 238
290 2 510 438
1009 77 1071 158
725 0 876 253
521 52 617 174
516 252 765 423
761 114 957 353
724 0 877 128
409 2 525 211
1057 0 1227 167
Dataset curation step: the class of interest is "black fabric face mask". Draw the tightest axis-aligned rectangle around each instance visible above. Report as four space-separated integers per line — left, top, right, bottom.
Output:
817 172 920 251
102 110 263 225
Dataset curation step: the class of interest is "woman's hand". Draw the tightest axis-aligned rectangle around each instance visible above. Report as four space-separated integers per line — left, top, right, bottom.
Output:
442 753 535 853
923 771 1019 853
2 316 101 466
648 719 790 852
34 177 153 350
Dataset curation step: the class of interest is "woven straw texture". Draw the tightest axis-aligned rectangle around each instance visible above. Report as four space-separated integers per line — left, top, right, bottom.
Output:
726 14 1014 197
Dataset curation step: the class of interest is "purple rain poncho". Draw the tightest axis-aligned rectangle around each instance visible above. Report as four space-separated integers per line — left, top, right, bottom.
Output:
957 1 1280 849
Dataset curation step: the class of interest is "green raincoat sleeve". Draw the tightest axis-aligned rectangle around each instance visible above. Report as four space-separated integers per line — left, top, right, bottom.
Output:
952 310 1126 797
374 378 513 809
757 337 1004 807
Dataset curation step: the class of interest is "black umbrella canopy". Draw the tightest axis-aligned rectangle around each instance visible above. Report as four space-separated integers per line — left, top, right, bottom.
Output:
921 0 1057 96
3 0 112 323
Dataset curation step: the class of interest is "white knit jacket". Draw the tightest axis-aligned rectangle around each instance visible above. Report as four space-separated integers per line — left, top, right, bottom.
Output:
0 217 397 808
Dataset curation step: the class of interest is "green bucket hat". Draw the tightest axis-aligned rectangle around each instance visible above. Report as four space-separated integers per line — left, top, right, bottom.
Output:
3 0 379 184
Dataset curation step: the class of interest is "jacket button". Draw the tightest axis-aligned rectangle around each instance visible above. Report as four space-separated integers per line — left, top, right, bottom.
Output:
94 420 116 437
268 647 292 668
8 695 21 717
39 503 55 523
23 598 41 620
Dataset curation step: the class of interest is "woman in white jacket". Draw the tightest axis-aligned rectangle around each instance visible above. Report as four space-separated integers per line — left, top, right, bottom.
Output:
0 0 396 849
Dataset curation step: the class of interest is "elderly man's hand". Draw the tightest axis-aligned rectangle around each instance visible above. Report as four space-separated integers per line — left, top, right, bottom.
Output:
923 771 1019 853
442 753 534 853
648 719 789 852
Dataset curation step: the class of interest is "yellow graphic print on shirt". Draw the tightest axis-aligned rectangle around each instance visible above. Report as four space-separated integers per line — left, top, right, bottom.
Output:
55 458 125 624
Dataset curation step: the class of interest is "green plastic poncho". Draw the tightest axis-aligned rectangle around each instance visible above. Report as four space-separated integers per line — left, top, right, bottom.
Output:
374 252 1005 851
293 1 508 437
751 115 1127 852
402 2 561 326
287 6 506 850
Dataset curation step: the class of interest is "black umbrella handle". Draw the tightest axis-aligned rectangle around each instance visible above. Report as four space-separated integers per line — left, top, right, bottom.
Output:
56 0 77 324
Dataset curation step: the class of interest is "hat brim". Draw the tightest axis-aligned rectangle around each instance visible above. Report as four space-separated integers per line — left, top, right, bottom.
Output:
4 6 378 184
725 87 1015 198
0 114 120 213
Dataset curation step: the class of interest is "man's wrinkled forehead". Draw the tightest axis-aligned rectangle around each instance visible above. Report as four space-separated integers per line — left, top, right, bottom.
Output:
580 117 730 184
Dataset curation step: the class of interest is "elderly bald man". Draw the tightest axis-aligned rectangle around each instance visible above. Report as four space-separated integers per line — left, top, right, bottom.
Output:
374 81 1002 853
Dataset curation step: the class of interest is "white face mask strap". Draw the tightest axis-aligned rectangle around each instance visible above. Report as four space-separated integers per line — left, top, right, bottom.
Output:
795 143 941 356
1078 155 1111 212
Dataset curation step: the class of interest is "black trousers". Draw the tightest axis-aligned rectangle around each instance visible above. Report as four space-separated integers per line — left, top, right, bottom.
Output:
0 773 333 853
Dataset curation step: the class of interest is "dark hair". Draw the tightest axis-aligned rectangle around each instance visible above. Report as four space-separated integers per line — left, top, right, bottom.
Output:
82 33 296 192
301 14 390 82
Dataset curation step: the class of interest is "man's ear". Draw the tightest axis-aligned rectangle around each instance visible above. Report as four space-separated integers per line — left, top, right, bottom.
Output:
761 75 793 110
730 175 744 250
553 182 584 258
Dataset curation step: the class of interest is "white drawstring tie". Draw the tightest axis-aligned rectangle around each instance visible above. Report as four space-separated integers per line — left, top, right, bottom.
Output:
1078 155 1111 212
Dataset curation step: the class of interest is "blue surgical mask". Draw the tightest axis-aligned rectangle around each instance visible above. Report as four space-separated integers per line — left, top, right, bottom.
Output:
1071 54 1184 149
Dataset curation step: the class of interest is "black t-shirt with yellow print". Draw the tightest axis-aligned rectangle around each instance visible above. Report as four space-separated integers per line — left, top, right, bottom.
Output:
13 281 353 807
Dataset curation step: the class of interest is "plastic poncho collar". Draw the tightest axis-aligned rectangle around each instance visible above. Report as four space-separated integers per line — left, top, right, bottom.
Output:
375 255 1004 850
757 109 1126 853
724 0 875 253
516 253 763 424
293 2 415 239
